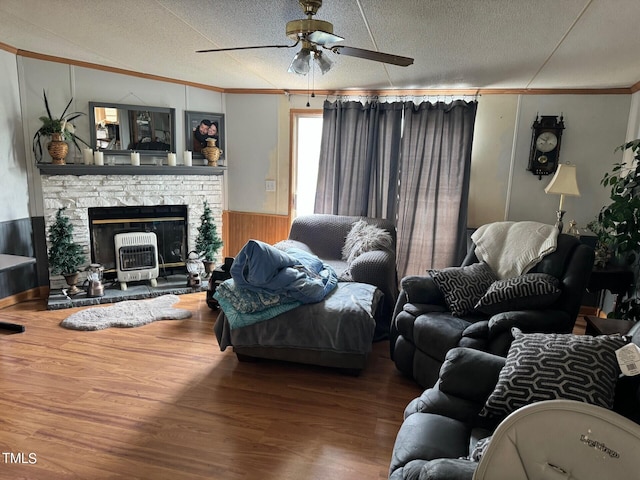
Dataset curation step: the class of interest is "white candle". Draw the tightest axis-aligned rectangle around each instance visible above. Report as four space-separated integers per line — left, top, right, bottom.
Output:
168 153 177 166
131 152 140 166
184 151 192 166
83 148 93 165
558 194 565 211
94 151 104 166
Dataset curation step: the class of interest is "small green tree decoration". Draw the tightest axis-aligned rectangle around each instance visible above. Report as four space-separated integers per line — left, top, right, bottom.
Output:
47 207 86 275
195 201 223 262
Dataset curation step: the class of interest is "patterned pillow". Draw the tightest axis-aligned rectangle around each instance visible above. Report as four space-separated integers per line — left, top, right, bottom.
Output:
341 220 393 265
469 436 492 462
481 328 629 419
428 262 497 316
474 273 561 315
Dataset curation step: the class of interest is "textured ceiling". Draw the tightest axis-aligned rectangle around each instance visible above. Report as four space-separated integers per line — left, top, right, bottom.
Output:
0 0 639 92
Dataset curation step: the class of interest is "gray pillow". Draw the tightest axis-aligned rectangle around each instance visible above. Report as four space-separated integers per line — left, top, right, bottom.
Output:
428 262 497 316
474 273 561 315
341 220 393 265
481 328 629 419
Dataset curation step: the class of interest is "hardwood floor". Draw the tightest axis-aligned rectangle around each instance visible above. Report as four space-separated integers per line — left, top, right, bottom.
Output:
0 293 422 480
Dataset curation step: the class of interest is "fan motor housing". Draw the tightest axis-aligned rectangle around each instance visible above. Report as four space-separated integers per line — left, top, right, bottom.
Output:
286 19 334 40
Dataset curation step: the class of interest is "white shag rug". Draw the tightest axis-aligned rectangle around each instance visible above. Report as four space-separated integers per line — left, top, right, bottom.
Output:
60 294 192 331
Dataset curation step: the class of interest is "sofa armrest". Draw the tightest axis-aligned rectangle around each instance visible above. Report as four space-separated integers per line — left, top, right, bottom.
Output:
488 309 572 337
404 348 505 423
349 250 396 292
404 389 486 424
400 275 446 305
437 348 504 402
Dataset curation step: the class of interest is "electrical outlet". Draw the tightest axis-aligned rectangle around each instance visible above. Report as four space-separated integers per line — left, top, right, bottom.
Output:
265 180 276 192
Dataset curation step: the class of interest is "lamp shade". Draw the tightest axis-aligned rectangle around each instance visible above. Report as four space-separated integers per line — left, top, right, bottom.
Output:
544 164 580 197
288 48 311 74
314 51 333 74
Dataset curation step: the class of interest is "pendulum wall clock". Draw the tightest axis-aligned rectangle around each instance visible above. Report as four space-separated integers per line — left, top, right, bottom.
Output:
528 115 565 178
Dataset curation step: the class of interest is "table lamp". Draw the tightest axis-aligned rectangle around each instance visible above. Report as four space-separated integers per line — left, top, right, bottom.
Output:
544 163 580 232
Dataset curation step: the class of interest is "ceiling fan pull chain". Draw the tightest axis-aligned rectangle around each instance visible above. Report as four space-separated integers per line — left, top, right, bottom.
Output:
311 60 316 99
306 69 311 107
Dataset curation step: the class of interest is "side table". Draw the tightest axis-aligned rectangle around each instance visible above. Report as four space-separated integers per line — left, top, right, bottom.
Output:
587 267 634 312
206 266 232 309
583 315 634 336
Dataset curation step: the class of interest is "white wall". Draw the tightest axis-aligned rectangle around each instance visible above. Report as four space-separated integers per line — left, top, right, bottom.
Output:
9 53 640 232
0 49 29 221
226 94 285 214
17 57 225 217
469 94 631 232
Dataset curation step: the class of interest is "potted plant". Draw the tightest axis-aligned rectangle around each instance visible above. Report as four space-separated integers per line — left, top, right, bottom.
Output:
47 207 86 294
195 200 223 276
33 90 90 164
587 138 640 320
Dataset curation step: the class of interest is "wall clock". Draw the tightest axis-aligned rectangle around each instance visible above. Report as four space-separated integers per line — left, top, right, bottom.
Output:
527 115 564 178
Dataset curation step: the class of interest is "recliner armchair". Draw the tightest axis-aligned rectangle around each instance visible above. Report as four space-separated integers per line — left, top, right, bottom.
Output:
390 233 595 388
388 325 640 480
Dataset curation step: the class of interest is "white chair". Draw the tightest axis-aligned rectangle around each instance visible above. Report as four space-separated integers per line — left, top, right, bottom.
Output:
474 399 640 480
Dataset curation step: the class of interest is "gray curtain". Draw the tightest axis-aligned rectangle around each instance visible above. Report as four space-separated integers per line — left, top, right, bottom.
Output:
314 99 477 278
396 100 477 275
314 100 403 218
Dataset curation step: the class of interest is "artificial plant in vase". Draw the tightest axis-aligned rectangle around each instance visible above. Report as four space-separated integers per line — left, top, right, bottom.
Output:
195 200 223 275
33 90 90 164
587 138 640 320
47 207 86 294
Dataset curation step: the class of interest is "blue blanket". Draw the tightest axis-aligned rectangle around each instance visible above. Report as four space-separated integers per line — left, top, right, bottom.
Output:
231 240 338 304
215 240 338 329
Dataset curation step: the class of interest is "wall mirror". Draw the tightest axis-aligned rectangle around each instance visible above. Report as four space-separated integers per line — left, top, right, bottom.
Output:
88 102 176 155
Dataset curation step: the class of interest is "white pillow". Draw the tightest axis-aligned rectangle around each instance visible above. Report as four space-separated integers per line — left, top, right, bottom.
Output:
341 220 393 265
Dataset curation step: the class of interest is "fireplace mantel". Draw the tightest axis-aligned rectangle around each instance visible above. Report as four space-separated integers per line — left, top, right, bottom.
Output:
36 164 226 176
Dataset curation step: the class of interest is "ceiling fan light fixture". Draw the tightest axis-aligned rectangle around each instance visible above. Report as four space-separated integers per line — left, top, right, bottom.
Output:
288 48 312 74
314 50 332 74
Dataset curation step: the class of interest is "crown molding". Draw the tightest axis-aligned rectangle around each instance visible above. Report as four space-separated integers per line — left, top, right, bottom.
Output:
16 49 224 93
5 44 638 97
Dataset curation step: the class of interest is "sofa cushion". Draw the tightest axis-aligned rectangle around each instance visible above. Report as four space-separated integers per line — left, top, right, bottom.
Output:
481 328 629 419
428 262 497 316
341 219 393 266
474 273 561 315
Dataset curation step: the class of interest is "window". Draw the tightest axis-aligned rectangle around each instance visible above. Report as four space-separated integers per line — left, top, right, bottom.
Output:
291 111 323 218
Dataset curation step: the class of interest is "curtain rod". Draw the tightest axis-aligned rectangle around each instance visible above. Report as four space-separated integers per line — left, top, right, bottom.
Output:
327 93 479 103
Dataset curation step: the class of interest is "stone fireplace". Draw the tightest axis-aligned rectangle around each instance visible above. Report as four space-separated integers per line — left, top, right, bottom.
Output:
40 171 223 289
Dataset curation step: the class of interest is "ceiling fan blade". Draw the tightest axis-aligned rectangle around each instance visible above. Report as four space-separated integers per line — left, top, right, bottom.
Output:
329 45 414 67
307 30 344 45
197 42 298 53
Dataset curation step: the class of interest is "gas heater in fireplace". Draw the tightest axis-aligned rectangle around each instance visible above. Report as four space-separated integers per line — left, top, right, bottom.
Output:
114 232 159 290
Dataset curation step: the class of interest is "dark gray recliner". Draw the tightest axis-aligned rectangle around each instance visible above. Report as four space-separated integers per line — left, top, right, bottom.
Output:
390 233 595 388
388 323 640 480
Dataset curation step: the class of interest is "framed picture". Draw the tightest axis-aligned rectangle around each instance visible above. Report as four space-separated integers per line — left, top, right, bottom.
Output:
185 111 225 159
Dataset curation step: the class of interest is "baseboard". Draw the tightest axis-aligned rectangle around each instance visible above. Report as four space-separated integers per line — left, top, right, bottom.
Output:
0 286 49 309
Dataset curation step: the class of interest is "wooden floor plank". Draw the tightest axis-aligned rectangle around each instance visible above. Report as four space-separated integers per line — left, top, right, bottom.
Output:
0 293 421 479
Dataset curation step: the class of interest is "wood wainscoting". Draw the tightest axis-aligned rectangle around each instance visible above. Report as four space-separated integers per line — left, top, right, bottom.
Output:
222 210 291 257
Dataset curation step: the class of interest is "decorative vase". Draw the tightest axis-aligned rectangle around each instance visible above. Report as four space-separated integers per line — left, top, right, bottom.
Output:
47 132 69 165
63 272 80 295
201 138 221 167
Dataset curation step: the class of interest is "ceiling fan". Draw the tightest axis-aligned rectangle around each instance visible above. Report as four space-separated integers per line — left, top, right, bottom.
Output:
196 0 414 75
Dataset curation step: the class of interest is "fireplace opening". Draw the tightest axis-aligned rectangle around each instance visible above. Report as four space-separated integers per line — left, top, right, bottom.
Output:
88 205 188 279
